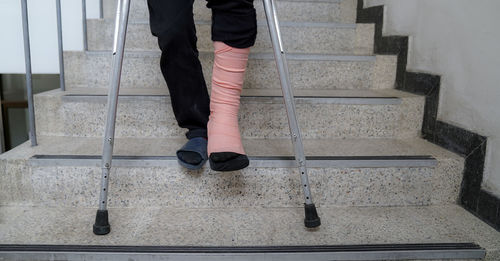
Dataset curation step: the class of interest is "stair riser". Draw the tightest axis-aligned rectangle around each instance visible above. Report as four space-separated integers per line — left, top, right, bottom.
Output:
64 52 396 90
34 95 423 139
0 160 438 208
87 20 374 55
103 0 357 24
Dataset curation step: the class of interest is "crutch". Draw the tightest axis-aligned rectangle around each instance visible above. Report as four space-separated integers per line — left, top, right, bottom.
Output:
93 0 131 235
92 0 320 234
262 0 321 228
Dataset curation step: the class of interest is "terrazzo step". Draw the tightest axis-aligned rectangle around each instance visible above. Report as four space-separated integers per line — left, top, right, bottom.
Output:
34 88 422 139
64 51 396 90
103 0 357 24
0 205 497 260
0 135 464 208
88 19 374 55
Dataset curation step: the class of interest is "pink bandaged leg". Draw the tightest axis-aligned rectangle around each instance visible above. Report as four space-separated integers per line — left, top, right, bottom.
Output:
207 41 250 156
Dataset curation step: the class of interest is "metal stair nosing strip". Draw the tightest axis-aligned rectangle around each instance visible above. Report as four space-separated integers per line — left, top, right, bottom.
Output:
117 19 359 29
0 243 486 261
76 50 377 61
61 94 402 105
29 155 437 168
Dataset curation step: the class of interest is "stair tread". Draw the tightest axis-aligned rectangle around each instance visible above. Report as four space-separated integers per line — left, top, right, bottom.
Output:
35 88 422 140
103 0 357 24
64 50 396 90
87 16 373 54
2 136 463 208
1 136 460 161
0 204 498 250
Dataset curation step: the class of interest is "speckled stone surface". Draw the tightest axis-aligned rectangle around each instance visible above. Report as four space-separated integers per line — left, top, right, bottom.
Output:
355 24 375 55
5 164 433 208
398 138 466 205
0 159 31 206
373 55 398 89
103 0 357 24
34 89 424 139
0 136 463 208
0 205 498 254
64 51 394 90
88 20 373 55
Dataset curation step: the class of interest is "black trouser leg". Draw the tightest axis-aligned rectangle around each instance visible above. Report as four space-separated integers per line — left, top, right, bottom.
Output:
206 0 257 48
147 0 210 139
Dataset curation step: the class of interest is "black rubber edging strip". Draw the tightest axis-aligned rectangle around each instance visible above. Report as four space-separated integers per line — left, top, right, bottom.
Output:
64 94 400 100
0 243 482 253
31 155 435 161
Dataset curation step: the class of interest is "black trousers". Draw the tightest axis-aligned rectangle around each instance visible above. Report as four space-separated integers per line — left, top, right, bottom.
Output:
147 0 257 139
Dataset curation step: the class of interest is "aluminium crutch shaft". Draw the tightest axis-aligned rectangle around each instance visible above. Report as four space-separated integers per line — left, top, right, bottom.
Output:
262 0 321 228
93 0 131 235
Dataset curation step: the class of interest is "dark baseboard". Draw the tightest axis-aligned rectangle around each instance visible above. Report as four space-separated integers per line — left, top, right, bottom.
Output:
356 0 500 231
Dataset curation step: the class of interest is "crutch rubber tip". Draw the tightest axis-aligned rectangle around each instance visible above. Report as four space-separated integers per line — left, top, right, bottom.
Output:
304 203 321 228
93 210 111 235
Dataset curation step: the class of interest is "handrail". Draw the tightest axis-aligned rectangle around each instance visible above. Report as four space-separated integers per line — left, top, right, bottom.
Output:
56 0 65 91
20 0 37 147
99 0 103 19
82 0 88 51
19 0 98 146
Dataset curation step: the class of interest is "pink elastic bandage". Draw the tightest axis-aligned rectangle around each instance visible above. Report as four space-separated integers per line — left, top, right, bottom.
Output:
207 41 250 156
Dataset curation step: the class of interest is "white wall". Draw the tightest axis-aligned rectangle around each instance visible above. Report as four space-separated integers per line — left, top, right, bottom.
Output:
0 0 100 74
364 0 500 196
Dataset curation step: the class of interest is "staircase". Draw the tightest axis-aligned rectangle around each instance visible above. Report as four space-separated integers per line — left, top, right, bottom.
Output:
1 0 499 260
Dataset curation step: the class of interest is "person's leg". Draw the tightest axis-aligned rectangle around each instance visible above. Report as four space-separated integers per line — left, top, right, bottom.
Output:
206 0 258 48
206 0 257 171
147 0 210 166
207 41 249 153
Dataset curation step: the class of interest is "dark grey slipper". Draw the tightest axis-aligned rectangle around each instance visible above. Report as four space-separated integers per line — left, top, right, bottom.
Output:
176 137 208 170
